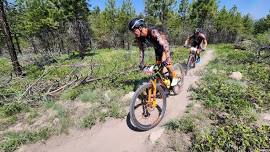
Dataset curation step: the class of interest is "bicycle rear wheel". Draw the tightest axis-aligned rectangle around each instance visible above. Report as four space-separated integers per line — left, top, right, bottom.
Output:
129 83 166 131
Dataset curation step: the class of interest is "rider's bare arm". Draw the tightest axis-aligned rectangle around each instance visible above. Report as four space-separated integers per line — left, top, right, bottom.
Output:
199 33 207 48
151 29 169 52
137 38 145 64
151 29 172 64
184 36 192 46
203 39 208 48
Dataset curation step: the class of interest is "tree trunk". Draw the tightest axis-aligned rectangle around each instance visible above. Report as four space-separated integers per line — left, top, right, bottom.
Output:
75 19 85 59
127 40 130 50
0 47 2 55
14 33 22 54
59 38 64 52
0 1 22 76
89 39 92 50
122 38 125 49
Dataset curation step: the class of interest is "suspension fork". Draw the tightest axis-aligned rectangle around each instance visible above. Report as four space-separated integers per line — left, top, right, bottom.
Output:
147 79 157 107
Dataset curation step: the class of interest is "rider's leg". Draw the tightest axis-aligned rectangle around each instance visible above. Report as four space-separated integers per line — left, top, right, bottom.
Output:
161 52 178 86
161 52 176 77
196 47 202 63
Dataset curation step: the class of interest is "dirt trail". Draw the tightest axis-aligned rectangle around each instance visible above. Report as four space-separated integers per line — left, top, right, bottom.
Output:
18 49 215 152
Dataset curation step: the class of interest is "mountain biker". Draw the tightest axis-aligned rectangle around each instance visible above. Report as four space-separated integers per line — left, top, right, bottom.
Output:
128 18 178 86
184 28 208 63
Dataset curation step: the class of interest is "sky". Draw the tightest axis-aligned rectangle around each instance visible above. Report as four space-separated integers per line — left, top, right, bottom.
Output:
89 0 270 20
6 0 270 19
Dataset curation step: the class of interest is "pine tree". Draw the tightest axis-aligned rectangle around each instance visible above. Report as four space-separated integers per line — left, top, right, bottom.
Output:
254 11 270 34
242 14 254 35
145 0 176 25
117 0 135 49
178 0 190 20
103 0 118 48
0 0 22 76
190 0 218 27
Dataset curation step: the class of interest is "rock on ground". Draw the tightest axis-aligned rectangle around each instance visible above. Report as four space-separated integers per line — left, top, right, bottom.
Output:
261 113 270 121
229 72 243 80
121 92 135 102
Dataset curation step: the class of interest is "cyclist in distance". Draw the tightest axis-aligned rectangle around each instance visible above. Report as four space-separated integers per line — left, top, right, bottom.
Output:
184 28 208 63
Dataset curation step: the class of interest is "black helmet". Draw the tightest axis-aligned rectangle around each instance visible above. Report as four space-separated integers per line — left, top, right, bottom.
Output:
128 18 145 31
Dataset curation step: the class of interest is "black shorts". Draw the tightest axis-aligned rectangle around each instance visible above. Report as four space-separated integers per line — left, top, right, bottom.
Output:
155 48 172 63
155 48 164 61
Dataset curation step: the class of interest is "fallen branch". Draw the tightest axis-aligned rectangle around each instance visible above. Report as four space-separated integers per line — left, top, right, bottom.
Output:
47 75 79 96
50 63 101 68
46 65 139 97
18 69 48 100
260 46 270 51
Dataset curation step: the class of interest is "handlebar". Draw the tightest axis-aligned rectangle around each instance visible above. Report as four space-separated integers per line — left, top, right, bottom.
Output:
142 64 164 75
184 45 206 51
183 45 191 48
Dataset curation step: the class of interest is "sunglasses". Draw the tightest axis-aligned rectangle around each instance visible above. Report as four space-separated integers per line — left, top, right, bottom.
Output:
132 27 140 32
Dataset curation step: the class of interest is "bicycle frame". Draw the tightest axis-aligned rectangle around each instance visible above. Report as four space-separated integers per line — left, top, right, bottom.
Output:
189 47 197 59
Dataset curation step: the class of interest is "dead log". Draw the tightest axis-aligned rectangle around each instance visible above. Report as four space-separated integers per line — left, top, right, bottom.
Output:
46 66 139 97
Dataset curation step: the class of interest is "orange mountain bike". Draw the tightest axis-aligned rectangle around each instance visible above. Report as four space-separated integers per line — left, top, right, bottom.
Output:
129 63 184 130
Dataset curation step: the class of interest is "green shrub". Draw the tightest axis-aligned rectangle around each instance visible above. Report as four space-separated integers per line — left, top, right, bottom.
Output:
81 114 96 128
0 58 12 75
24 65 43 79
195 76 253 116
61 88 81 100
107 102 124 118
45 66 73 80
166 117 195 133
79 89 103 103
44 101 69 133
246 84 270 110
193 124 270 152
256 30 270 46
247 63 269 84
225 51 255 64
188 44 270 151
0 128 51 152
0 116 17 131
26 109 39 125
0 102 28 116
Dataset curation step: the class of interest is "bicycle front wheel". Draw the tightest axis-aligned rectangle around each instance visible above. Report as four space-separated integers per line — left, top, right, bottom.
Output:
129 83 167 131
186 55 195 74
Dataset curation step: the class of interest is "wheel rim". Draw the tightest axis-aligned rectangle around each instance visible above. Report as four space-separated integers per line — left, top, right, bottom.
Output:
131 86 166 129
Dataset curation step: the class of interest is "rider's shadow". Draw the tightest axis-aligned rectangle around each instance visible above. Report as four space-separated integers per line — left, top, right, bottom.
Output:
126 113 145 132
180 62 188 71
